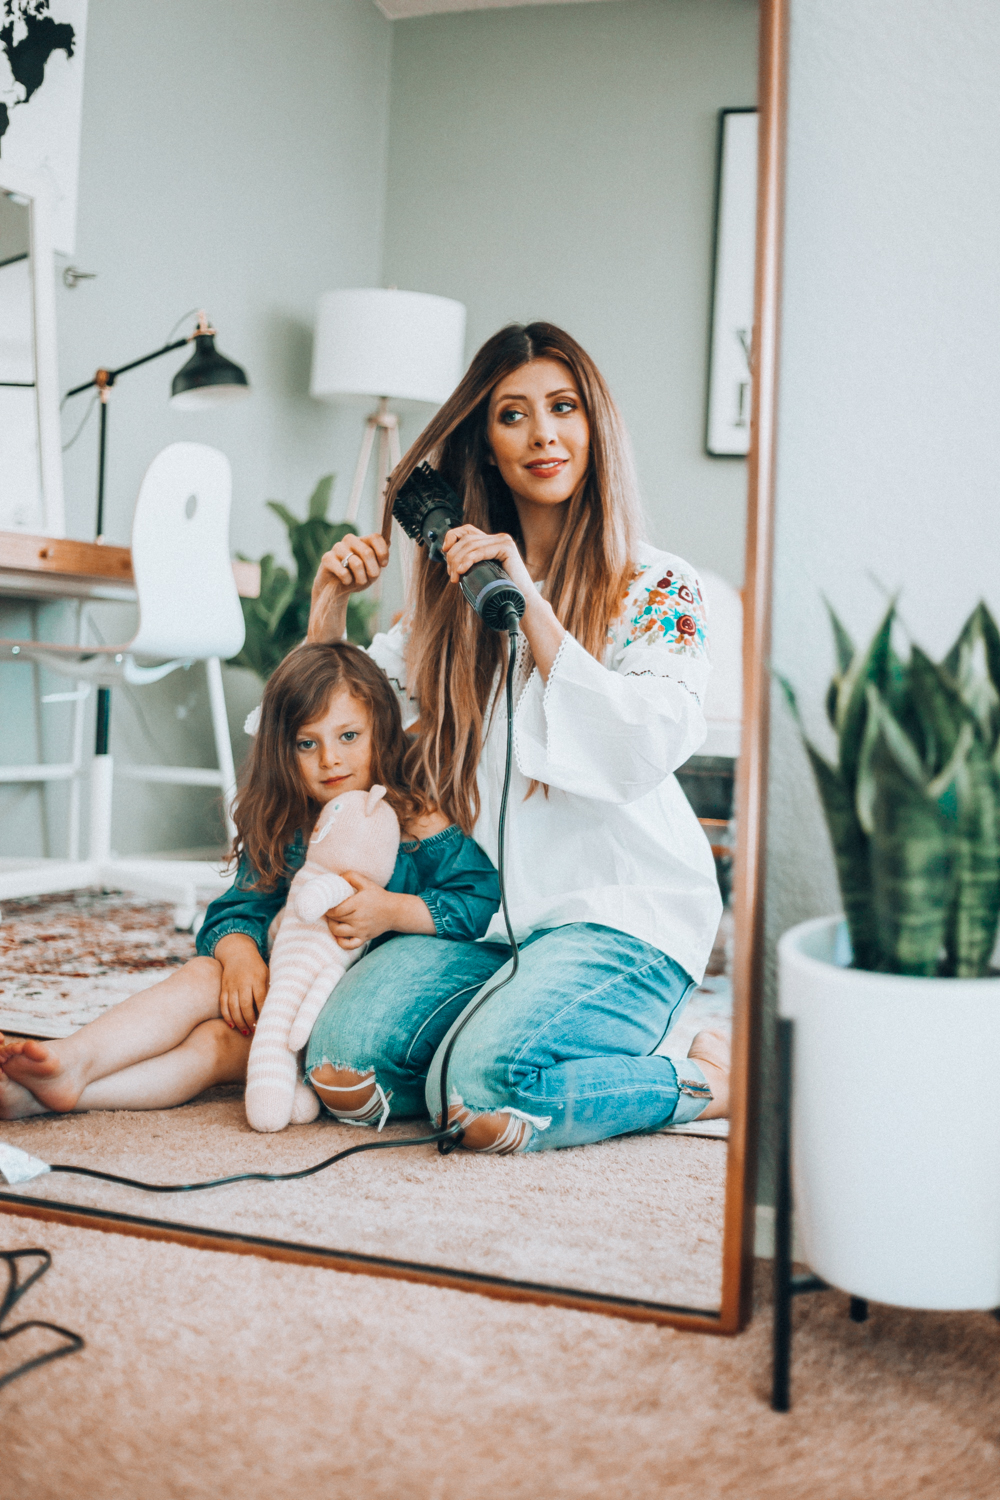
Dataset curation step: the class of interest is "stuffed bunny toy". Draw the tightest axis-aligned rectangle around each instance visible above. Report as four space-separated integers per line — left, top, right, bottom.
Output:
244 785 400 1133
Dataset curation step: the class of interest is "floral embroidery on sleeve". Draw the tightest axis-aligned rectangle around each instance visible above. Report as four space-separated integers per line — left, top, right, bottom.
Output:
607 562 651 644
622 568 708 656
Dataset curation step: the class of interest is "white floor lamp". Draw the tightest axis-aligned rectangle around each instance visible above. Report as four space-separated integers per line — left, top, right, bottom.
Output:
309 289 466 538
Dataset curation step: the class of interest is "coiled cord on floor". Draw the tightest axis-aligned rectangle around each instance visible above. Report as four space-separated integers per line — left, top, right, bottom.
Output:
42 627 523 1195
0 1249 84 1390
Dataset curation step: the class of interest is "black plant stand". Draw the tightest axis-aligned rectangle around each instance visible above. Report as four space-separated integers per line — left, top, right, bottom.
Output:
771 1017 869 1411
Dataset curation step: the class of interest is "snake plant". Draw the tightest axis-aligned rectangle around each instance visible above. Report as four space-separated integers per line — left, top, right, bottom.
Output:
228 475 378 681
780 602 1000 977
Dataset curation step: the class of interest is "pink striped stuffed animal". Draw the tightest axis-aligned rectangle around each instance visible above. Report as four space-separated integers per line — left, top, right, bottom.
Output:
244 785 400 1133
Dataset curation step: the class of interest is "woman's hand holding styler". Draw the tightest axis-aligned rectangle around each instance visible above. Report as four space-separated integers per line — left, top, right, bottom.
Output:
215 933 268 1035
441 524 566 681
308 532 389 644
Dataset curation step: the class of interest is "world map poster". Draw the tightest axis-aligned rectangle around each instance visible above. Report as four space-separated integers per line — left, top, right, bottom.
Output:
0 0 87 254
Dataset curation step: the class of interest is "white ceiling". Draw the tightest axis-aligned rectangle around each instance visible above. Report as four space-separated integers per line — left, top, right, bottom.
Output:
374 0 622 20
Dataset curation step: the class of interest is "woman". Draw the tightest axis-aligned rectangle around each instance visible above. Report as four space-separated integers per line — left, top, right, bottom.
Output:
303 321 728 1154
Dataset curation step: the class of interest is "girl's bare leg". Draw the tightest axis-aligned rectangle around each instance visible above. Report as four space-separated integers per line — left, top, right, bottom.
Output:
0 956 224 1115
74 1021 251 1111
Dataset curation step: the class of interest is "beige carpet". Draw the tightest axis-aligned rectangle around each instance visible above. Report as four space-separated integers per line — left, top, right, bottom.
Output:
0 1088 727 1308
2 1219 997 1500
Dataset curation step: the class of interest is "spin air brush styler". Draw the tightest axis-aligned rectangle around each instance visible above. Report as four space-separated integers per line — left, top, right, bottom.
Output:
393 463 527 634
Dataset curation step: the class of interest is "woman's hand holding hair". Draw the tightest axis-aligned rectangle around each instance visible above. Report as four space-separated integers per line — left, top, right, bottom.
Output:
307 532 389 644
215 932 269 1035
441 525 566 680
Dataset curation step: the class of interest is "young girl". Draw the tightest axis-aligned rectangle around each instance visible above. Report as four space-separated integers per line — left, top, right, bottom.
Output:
0 643 500 1120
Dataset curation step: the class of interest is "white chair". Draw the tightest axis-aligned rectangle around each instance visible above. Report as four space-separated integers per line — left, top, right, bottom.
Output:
0 442 245 927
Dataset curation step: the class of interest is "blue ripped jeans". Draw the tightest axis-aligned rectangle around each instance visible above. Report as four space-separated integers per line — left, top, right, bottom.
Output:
303 923 711 1152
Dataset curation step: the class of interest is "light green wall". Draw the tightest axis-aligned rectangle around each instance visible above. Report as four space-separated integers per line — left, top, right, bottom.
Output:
1 0 392 858
382 0 758 586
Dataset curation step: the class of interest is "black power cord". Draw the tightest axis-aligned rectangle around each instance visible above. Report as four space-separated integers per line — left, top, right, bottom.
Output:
41 627 523 1196
436 622 521 1153
0 1249 84 1391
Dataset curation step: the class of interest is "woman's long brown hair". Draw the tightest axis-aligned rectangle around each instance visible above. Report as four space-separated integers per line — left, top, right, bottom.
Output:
382 321 641 834
233 642 416 890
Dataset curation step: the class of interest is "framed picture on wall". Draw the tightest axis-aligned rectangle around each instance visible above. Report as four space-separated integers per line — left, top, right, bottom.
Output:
705 108 758 458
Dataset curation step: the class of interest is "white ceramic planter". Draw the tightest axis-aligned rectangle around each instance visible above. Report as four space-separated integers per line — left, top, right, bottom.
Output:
778 916 1000 1310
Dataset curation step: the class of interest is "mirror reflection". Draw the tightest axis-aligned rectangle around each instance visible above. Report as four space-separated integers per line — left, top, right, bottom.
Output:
0 0 758 1319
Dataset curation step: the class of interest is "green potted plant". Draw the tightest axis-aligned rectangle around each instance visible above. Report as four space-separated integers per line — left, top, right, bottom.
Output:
778 602 1000 1310
228 475 378 681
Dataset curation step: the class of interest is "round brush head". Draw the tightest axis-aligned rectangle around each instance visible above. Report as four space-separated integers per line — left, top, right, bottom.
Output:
393 463 464 559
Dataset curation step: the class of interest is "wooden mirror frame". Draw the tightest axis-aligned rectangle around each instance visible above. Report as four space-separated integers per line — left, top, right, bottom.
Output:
0 0 787 1335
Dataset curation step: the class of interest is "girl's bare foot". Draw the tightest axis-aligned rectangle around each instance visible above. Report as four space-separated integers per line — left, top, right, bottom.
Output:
0 1039 85 1114
687 1028 731 1120
0 1065 51 1120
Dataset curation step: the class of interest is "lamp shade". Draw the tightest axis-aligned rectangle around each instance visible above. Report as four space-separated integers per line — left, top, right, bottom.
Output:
310 288 466 404
171 334 250 411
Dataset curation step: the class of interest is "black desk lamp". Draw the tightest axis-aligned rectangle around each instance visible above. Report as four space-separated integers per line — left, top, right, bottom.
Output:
65 310 250 539
63 311 250 760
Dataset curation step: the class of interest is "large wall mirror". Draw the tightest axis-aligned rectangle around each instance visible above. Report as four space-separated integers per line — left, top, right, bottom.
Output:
1 0 785 1335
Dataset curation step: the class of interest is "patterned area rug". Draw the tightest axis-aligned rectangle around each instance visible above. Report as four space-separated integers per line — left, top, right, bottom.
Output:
0 893 731 1137
0 892 201 1038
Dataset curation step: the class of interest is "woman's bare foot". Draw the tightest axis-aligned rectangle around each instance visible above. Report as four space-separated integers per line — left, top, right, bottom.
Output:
687 1029 731 1120
443 1103 532 1153
0 1038 85 1114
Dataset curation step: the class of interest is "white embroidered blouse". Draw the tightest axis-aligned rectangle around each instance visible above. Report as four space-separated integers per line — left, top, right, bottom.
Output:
368 542 723 983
